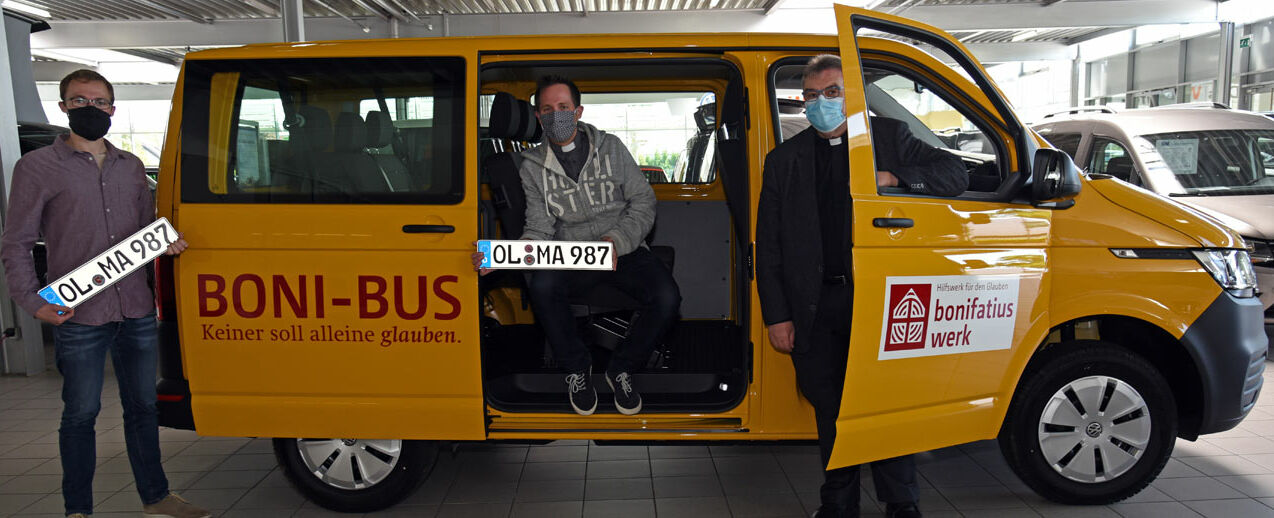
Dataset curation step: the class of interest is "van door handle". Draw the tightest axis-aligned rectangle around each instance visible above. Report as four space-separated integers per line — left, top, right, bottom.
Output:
872 218 914 228
402 224 455 233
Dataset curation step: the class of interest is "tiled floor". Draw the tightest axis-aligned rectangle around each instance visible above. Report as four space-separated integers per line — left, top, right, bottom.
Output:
4 362 1274 517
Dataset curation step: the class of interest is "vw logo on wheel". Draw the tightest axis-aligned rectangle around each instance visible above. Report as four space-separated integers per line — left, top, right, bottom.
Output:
1085 422 1103 438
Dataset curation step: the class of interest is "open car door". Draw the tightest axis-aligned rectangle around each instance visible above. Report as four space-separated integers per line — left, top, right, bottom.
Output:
828 4 1054 468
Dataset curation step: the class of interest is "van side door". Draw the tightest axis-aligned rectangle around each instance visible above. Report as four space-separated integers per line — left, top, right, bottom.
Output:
828 5 1055 468
175 52 485 440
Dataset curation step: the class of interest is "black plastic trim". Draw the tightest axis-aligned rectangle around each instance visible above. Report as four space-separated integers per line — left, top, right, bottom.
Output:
872 218 914 228
402 224 455 233
156 320 195 430
1180 291 1269 435
1109 248 1196 260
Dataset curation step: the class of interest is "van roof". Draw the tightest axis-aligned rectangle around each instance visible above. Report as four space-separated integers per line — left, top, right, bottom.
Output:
1036 106 1274 137
185 32 843 61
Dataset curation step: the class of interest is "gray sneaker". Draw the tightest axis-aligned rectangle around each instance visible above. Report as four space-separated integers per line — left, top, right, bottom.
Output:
143 492 211 518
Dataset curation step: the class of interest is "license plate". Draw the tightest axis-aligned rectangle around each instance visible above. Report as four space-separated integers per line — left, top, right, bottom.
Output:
477 240 615 271
38 218 178 308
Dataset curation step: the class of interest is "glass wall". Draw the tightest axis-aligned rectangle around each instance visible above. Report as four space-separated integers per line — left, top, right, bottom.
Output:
1083 24 1237 109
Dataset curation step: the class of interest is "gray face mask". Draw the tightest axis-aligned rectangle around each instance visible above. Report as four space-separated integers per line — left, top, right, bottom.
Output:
539 109 579 144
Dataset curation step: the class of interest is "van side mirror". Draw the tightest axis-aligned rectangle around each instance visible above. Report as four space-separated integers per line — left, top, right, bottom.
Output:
1031 148 1082 209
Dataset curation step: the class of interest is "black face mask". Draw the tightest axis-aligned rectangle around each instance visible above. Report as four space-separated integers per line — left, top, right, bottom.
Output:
66 106 112 141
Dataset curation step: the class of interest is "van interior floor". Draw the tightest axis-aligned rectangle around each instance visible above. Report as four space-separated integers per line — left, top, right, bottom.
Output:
482 320 747 414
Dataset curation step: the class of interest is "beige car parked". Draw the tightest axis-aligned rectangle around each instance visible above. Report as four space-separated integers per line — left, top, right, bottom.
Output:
1034 103 1274 339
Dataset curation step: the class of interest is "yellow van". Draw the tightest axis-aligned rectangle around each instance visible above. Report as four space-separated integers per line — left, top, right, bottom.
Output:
153 5 1267 512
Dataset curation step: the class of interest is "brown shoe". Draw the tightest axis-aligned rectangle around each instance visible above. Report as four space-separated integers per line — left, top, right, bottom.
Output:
142 492 212 518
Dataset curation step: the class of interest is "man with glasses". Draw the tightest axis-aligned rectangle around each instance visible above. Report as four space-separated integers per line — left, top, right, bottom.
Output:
2 70 207 518
756 55 966 518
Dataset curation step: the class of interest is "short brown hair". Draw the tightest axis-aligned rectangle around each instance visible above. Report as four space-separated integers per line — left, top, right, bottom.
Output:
59 69 114 103
534 75 581 109
803 54 842 80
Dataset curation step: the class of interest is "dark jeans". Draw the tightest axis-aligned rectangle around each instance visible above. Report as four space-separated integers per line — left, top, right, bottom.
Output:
791 284 917 516
54 315 169 515
528 247 680 374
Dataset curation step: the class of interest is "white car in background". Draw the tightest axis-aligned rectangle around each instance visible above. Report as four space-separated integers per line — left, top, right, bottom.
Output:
1034 104 1274 339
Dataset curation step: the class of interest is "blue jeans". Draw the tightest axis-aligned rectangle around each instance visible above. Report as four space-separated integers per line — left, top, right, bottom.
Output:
54 315 169 515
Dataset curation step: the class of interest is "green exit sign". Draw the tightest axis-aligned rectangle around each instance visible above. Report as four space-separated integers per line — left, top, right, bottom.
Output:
1240 36 1251 48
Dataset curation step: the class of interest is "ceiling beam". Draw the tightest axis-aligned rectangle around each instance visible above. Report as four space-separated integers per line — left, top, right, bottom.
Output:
311 0 374 32
351 0 394 21
368 0 418 23
888 0 923 16
762 0 787 16
111 48 179 66
1063 26 1130 46
130 0 213 24
28 1 1220 50
1042 0 1069 5
899 0 1216 30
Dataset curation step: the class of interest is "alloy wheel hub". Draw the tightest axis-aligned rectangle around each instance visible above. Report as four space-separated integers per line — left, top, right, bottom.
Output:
295 438 403 490
1037 375 1151 483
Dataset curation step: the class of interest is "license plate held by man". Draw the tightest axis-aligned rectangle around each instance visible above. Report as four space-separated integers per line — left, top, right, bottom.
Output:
478 240 615 270
38 218 178 308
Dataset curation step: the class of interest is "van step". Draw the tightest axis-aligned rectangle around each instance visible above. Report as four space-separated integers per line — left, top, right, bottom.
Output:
509 372 721 394
484 371 746 414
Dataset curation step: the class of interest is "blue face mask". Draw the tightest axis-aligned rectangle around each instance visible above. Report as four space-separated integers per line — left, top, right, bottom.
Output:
805 96 846 133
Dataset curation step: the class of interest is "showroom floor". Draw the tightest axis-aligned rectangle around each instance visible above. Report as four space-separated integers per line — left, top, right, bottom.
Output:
4 360 1274 517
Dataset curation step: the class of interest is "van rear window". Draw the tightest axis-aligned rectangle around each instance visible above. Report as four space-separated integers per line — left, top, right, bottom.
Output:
180 57 466 204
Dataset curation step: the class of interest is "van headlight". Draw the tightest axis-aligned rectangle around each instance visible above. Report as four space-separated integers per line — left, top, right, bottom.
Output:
1192 249 1258 297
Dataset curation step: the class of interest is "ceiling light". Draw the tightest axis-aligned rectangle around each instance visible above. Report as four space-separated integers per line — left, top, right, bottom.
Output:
2 0 50 18
1011 30 1040 42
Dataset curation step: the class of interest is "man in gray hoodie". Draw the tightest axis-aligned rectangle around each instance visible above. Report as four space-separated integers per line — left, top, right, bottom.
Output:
479 75 680 416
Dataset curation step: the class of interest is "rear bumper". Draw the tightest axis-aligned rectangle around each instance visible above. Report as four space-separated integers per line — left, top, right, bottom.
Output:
156 319 194 430
1184 292 1269 435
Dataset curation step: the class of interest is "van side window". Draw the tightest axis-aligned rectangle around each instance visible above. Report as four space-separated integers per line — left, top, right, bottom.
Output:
1089 138 1140 185
1043 132 1083 159
863 69 1001 193
769 61 1001 194
578 92 718 184
181 57 466 204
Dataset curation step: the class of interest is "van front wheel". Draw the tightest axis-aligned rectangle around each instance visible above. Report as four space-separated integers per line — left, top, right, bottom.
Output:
273 438 436 512
1000 342 1177 505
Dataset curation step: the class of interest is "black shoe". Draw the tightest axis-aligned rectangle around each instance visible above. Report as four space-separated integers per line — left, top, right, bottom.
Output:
885 502 921 518
566 368 597 416
605 370 642 415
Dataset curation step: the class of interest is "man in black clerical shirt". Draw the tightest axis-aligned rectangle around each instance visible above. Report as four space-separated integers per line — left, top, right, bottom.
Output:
755 54 968 518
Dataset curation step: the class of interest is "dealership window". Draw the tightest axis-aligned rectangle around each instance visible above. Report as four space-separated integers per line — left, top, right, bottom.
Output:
181 57 465 204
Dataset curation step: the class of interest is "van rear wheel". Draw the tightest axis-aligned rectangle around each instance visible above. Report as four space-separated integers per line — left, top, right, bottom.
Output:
273 438 436 512
999 341 1177 505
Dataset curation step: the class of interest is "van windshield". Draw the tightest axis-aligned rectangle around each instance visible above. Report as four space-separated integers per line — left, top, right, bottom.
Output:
1134 129 1274 196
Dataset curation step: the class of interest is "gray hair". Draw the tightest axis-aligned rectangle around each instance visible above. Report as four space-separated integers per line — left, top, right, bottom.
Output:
803 54 842 80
